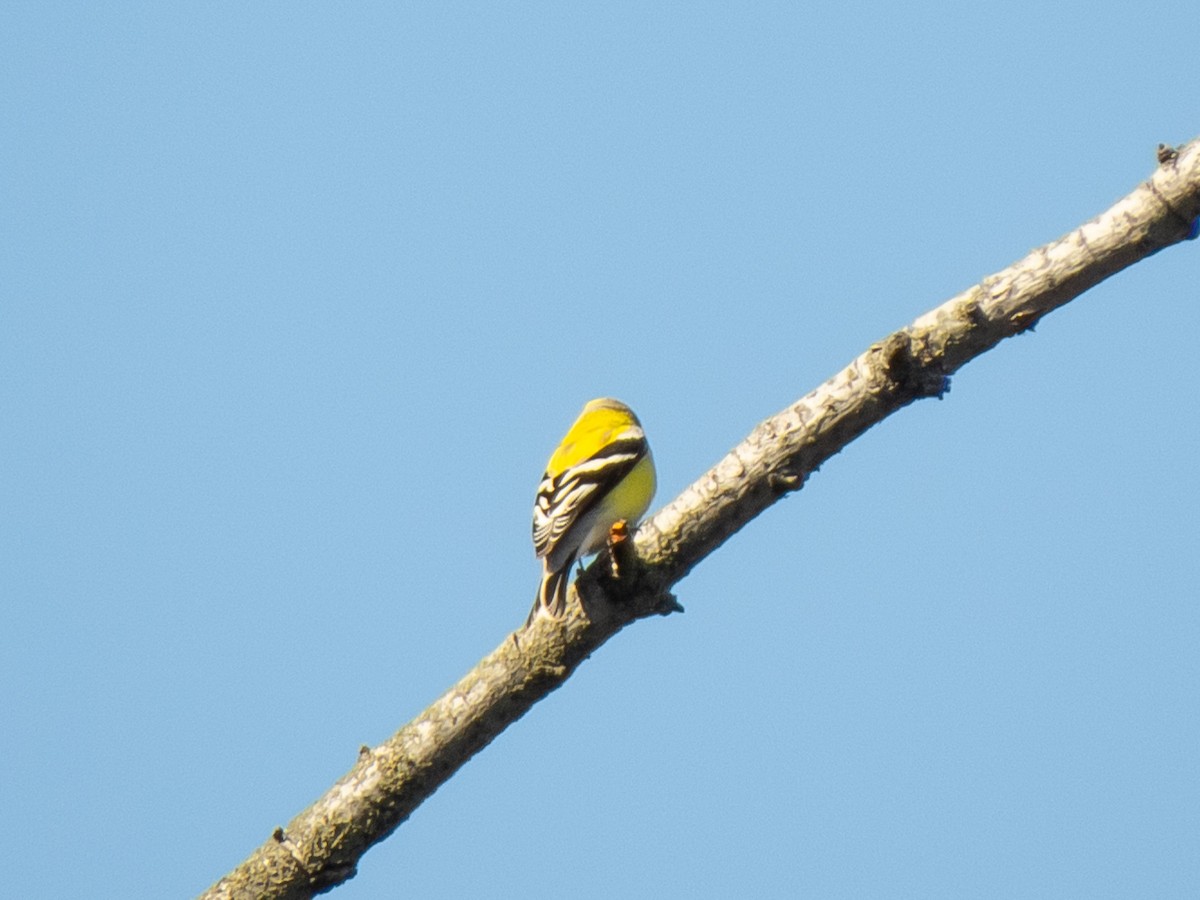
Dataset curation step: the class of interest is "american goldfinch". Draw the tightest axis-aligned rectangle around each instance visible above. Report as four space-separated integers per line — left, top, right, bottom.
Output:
527 398 656 625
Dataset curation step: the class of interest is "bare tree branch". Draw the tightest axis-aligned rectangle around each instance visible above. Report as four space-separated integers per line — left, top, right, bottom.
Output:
200 137 1200 900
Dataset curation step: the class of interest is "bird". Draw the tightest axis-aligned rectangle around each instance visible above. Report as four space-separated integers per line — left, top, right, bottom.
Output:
527 397 656 626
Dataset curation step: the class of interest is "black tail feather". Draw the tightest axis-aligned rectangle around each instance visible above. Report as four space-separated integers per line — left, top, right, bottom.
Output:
525 563 569 628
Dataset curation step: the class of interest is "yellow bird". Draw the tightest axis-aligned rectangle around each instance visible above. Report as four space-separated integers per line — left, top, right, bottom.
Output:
527 398 656 625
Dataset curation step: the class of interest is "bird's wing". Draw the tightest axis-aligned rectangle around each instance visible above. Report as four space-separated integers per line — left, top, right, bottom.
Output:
531 437 646 560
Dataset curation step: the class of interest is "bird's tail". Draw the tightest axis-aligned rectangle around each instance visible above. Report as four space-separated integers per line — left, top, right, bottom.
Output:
525 561 569 627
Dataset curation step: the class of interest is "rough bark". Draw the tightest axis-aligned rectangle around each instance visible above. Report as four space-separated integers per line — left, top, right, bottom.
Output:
200 138 1200 899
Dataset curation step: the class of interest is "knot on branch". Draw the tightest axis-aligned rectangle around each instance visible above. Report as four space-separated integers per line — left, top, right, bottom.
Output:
768 467 806 495
652 593 685 616
1011 310 1041 333
882 334 951 400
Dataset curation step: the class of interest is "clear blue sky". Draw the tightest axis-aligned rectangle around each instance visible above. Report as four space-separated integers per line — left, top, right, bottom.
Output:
4 4 1198 898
